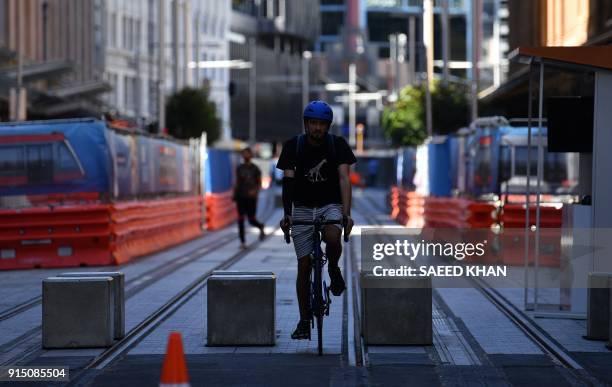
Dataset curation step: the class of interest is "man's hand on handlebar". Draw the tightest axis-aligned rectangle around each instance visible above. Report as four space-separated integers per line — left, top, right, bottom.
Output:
342 215 354 242
280 215 292 243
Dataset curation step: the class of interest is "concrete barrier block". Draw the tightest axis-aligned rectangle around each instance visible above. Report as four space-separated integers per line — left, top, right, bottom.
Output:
207 274 275 346
58 272 125 339
586 272 611 340
361 274 432 345
212 270 275 276
42 277 115 348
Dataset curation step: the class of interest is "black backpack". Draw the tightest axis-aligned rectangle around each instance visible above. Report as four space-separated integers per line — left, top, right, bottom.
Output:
295 133 337 173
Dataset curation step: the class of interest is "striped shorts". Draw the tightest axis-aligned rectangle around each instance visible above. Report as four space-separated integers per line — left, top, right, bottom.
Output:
291 203 343 259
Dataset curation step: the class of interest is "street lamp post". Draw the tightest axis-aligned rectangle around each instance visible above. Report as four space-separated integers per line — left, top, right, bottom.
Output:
10 0 25 122
348 63 356 147
302 51 312 108
158 0 166 133
249 37 256 145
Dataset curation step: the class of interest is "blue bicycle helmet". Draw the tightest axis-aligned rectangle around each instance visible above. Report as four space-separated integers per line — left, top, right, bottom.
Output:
303 100 333 123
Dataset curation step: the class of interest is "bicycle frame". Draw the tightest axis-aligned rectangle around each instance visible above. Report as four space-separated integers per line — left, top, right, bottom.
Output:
287 217 341 355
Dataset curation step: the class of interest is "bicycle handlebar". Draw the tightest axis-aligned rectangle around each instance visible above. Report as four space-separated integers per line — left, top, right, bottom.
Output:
282 219 349 244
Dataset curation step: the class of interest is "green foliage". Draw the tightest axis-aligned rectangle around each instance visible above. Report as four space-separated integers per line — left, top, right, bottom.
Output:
382 81 469 147
166 87 221 142
382 86 427 147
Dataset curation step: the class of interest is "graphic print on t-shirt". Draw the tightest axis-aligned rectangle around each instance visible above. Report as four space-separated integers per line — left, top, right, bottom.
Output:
275 134 357 207
306 159 328 182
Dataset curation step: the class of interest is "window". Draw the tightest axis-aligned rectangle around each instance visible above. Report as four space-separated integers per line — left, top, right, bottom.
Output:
131 77 138 112
123 76 138 112
27 144 53 184
0 146 25 174
149 79 158 117
134 19 141 52
55 142 85 182
124 75 130 110
122 16 128 49
0 141 84 186
105 72 116 105
0 145 26 186
110 13 117 47
321 12 344 36
128 18 134 51
57 143 79 171
148 21 155 56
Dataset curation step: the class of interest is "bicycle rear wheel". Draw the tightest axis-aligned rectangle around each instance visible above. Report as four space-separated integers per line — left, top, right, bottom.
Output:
316 313 323 356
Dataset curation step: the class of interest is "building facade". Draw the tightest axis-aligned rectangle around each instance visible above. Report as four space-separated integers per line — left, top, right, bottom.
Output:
0 0 231 140
103 0 231 137
317 0 509 91
0 0 107 119
229 0 320 142
482 0 612 117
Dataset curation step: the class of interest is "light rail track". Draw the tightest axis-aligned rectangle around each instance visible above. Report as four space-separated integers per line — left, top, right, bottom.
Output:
354 192 597 383
0 197 278 367
68 222 282 386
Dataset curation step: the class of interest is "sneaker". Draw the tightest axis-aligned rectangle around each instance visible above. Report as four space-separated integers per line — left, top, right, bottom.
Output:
328 266 346 296
259 227 266 241
291 319 311 340
240 242 247 250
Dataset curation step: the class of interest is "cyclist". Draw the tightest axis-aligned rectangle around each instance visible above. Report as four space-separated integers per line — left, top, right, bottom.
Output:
233 147 265 249
277 100 356 340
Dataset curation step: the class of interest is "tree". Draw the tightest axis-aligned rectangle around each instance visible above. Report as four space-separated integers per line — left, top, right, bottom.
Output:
382 81 469 147
431 82 470 135
166 87 221 142
382 86 427 147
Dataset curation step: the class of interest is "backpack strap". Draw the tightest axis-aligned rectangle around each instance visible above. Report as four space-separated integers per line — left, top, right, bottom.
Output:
295 133 337 171
296 134 306 162
326 133 337 167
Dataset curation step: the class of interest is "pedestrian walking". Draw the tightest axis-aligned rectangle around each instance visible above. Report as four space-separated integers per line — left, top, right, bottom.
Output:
233 147 265 249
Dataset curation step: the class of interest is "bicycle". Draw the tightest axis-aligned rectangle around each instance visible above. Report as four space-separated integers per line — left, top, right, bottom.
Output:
283 217 349 356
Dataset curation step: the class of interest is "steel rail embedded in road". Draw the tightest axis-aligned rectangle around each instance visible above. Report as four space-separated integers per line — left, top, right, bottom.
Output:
0 297 42 323
68 223 283 386
0 232 235 367
356 191 594 379
0 198 278 368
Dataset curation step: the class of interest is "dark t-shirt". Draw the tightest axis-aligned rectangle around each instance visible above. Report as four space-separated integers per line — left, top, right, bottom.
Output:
235 163 261 199
276 134 357 207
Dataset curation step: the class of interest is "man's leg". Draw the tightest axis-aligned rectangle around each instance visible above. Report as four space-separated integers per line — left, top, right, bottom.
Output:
245 198 265 240
291 206 314 340
236 200 246 246
296 255 310 320
322 225 342 268
323 225 345 296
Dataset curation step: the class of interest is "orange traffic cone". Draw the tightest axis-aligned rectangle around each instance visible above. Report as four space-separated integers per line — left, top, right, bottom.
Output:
160 332 190 387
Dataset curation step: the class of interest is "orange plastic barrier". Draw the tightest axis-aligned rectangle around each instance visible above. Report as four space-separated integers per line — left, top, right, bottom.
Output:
500 204 562 228
0 196 204 270
496 203 562 267
423 197 468 228
419 197 497 229
0 204 113 270
467 202 496 228
350 172 365 188
205 191 238 231
110 196 203 265
390 187 424 228
494 227 562 267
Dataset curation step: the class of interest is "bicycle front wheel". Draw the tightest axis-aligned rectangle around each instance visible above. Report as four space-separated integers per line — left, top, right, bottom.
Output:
312 257 324 356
